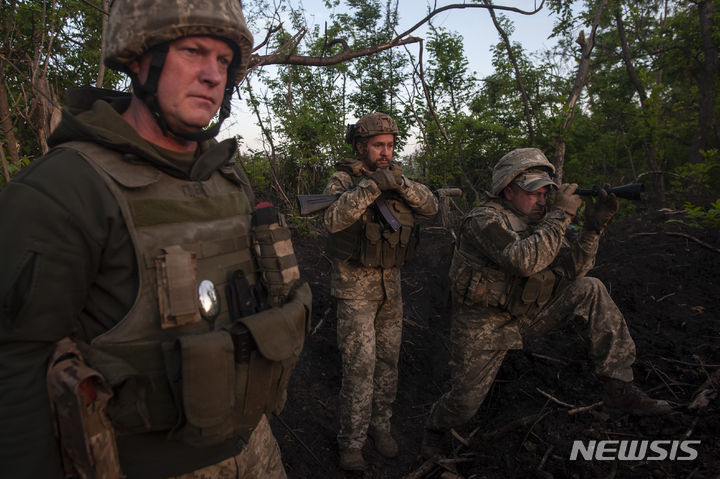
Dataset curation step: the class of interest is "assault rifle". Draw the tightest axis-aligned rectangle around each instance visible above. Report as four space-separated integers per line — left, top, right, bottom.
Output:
296 193 339 215
575 183 644 201
297 193 401 231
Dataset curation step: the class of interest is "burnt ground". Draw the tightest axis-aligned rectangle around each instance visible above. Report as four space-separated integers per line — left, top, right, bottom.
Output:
270 211 720 479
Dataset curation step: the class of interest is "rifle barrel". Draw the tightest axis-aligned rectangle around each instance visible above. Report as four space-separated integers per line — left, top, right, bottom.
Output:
575 183 644 201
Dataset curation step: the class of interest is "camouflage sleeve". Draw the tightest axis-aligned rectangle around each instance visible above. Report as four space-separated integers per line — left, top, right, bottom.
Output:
552 229 600 279
0 152 129 478
397 177 439 218
467 207 573 277
322 171 381 234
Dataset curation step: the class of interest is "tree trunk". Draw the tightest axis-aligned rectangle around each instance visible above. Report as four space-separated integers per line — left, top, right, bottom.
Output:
484 0 534 145
690 0 717 164
551 0 609 182
615 7 665 206
96 0 109 88
0 70 21 165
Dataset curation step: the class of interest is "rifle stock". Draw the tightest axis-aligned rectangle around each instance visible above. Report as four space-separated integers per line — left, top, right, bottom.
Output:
576 183 644 201
297 194 340 215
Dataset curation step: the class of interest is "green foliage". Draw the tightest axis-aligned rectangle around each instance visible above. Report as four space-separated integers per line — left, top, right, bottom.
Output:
3 0 717 215
286 213 321 238
1 0 124 172
674 199 720 228
668 150 720 206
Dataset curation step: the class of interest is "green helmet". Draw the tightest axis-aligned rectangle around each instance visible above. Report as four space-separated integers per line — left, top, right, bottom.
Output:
103 0 254 84
345 112 399 148
490 148 556 197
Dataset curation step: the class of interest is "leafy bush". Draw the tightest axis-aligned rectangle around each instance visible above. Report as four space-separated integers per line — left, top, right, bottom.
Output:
670 199 720 229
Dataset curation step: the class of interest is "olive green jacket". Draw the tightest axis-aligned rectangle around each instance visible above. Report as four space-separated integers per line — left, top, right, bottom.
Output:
0 89 251 478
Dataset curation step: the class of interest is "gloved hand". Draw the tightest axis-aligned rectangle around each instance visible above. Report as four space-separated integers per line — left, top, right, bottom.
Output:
390 162 404 187
584 184 619 233
553 183 582 217
369 167 402 191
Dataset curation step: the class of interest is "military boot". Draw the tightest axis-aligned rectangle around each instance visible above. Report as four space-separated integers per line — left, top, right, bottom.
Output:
339 447 366 471
600 377 673 416
420 428 447 459
368 425 399 458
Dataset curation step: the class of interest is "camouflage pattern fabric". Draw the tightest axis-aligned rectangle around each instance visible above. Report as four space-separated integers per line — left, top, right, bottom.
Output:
171 415 286 479
426 199 636 432
323 163 437 450
323 165 438 300
335 297 403 450
104 0 254 81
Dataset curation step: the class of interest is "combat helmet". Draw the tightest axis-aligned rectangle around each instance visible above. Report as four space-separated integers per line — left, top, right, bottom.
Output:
490 148 556 197
103 0 254 141
345 112 399 149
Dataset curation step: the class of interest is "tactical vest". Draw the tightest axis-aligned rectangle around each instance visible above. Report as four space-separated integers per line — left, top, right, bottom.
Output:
52 142 310 449
450 200 555 316
325 172 419 268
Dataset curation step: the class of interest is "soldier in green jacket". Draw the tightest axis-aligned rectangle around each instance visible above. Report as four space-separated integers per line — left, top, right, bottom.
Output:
0 1 311 478
421 148 672 458
322 112 438 470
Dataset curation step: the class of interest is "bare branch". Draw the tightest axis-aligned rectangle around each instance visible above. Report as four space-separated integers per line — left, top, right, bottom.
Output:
250 35 421 69
77 0 108 15
249 1 544 69
394 1 545 41
417 39 449 142
252 23 284 54
551 0 608 182
484 0 535 144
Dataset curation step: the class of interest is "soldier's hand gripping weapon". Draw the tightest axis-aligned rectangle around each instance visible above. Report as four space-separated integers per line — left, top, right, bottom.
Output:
296 193 401 231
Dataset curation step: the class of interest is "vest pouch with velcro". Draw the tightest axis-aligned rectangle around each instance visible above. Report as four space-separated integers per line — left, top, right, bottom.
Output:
156 245 201 329
167 331 236 447
507 269 556 317
238 282 310 417
361 221 383 267
381 228 401 269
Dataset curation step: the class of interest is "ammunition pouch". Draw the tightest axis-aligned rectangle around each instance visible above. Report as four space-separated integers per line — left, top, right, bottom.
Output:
329 198 419 269
47 338 123 479
252 206 301 308
449 251 508 308
506 269 556 317
82 282 311 448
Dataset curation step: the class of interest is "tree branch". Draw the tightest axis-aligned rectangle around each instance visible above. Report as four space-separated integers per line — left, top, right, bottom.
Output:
249 1 545 70
484 0 535 144
250 35 421 69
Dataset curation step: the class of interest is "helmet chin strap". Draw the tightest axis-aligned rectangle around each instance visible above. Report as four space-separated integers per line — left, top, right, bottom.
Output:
130 43 237 143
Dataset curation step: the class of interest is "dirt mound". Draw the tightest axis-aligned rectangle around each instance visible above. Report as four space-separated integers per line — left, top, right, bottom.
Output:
272 212 720 478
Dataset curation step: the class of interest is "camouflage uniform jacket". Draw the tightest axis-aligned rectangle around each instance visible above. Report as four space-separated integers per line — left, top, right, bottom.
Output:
322 158 438 300
451 198 601 319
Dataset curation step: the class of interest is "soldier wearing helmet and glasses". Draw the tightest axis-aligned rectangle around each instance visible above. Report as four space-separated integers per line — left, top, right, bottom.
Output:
322 112 438 471
0 1 311 478
420 148 673 458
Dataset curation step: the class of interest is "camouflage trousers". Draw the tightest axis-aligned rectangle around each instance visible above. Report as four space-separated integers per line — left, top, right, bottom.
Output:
426 276 636 431
336 296 403 450
171 415 286 479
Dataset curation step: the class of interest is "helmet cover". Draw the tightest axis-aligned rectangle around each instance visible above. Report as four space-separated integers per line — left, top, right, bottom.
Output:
490 148 556 197
103 0 254 84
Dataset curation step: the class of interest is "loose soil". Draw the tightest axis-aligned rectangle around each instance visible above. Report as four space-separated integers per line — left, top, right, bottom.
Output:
271 211 720 479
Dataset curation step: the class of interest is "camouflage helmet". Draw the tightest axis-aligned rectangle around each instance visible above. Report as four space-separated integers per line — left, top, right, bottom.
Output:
103 0 254 84
490 148 556 197
345 112 399 148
